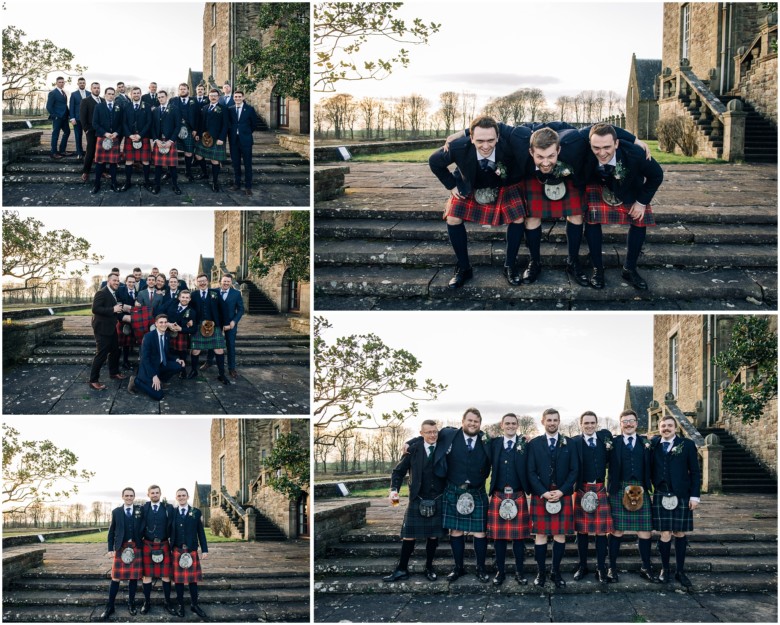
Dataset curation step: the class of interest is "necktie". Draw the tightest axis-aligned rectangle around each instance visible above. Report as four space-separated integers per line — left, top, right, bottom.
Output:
129 290 134 299
153 93 157 100
180 508 185 516
201 290 207 299
108 104 113 112
134 104 138 111
222 290 228 300
466 438 473 452
178 305 184 313
663 441 670 453
599 164 615 176
161 106 166 114
153 505 158 513
237 107 241 121
126 508 132 518
549 438 556 452
506 440 513 451
479 158 489 171
427 445 434 457
209 105 215 112
159 335 166 365
627 436 634 450
589 438 596 448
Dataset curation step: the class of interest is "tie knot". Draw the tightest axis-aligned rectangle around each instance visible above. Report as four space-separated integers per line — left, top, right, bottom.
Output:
589 437 596 447
506 440 513 450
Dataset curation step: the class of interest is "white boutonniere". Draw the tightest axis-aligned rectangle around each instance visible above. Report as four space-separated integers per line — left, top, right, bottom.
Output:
614 160 628 181
188 510 194 517
515 439 526 454
602 437 613 451
644 440 651 450
134 509 141 518
214 105 222 114
560 437 567 447
495 162 508 180
210 292 217 299
671 443 685 456
551 160 573 178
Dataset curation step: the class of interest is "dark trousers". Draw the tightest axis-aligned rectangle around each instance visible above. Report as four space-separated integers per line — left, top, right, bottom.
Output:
83 130 97 174
51 116 70 154
224 325 238 371
230 139 253 189
135 361 184 401
73 121 84 156
90 331 120 382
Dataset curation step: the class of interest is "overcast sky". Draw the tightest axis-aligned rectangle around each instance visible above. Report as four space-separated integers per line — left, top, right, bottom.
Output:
316 0 664 107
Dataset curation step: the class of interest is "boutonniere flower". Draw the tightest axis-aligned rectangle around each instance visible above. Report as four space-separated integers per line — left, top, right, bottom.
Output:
210 292 217 299
495 161 508 180
671 443 685 456
134 509 141 517
644 440 651 450
214 105 222 114
614 160 628 181
551 160 573 178
602 437 613 450
560 437 567 447
515 439 526 454
188 510 194 517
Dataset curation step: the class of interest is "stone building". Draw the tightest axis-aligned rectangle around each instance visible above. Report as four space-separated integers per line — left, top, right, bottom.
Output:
210 418 310 539
625 53 661 139
192 482 211 525
201 2 309 134
653 315 777 477
658 3 777 160
623 380 654 431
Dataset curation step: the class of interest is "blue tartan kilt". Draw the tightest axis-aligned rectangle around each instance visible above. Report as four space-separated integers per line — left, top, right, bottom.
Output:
195 139 227 162
111 541 143 580
176 130 196 153
442 483 488 533
400 496 445 539
171 547 203 583
190 324 226 350
609 481 653 532
651 493 694 532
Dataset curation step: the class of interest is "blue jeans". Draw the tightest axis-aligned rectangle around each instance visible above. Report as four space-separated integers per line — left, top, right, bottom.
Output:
50 116 70 154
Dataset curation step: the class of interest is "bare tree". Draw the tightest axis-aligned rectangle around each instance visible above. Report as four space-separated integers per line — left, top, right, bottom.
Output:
594 90 606 121
555 95 572 122
375 100 389 137
505 89 529 124
358 97 378 140
334 433 352 473
526 88 547 122
573 92 585 124
72 502 85 527
321 93 355 140
517 415 539 437
560 420 580 438
384 424 412 465
91 501 102 526
438 91 460 135
407 93 429 137
391 97 408 139
461 91 477 128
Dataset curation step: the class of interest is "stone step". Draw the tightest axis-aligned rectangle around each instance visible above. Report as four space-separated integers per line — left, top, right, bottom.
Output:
32 345 308 356
25 354 308 366
47 336 309 346
12 576 309 592
6 156 308 170
3 171 310 186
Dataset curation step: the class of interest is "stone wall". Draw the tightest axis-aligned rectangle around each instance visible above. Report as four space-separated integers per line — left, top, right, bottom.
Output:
314 501 370 558
738 48 778 122
213 210 245 279
3 130 43 166
718 393 778 477
3 317 64 366
314 477 390 499
314 166 349 202
278 134 311 159
314 139 442 162
2 547 44 589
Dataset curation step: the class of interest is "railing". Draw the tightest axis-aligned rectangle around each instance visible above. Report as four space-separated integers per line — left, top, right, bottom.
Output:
734 16 778 87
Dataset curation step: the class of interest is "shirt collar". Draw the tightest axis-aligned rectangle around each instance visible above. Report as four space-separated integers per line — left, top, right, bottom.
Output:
479 148 496 163
661 435 675 443
503 435 516 445
623 433 636 443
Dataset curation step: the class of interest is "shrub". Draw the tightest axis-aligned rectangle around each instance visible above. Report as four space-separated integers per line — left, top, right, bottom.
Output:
209 510 233 538
656 115 699 157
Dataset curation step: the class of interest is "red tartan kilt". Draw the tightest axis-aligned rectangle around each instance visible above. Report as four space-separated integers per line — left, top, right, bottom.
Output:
116 321 136 348
123 137 152 163
111 541 143 580
131 306 154 342
142 540 172 578
585 184 655 226
444 182 526 226
152 140 179 167
530 495 574 535
487 491 531 540
523 177 584 219
169 331 191 352
95 135 124 164
172 547 203 583
573 483 614 534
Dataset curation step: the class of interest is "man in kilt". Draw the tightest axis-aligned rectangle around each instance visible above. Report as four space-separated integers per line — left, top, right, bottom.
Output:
138 485 177 615
99 487 143 620
487 413 531 586
527 408 579 588
173 83 199 181
121 87 153 192
651 415 701 587
166 289 197 377
433 408 492 582
582 123 664 290
429 116 526 288
571 411 614 583
91 87 125 194
607 409 658 583
171 488 208 618
383 420 446 583
194 88 228 192
150 90 182 195
117 274 139 370
128 313 185 400
188 273 230 385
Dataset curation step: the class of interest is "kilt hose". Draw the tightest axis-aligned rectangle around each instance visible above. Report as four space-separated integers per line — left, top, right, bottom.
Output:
573 483 614 534
131 306 154 343
487 491 531 540
123 137 152 163
194 139 227 162
523 176 585 219
651 494 694 532
443 182 526 226
95 136 124 164
190 324 226 350
609 480 653 532
169 331 191 353
176 131 196 154
400 496 445 539
172 547 203 584
585 184 656 227
442 483 488 533
152 140 179 167
116 321 136 348
111 541 143 580
142 539 173 578
530 495 574 535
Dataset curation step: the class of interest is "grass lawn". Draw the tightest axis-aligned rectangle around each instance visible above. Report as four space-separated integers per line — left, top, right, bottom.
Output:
47 529 241 543
56 308 92 316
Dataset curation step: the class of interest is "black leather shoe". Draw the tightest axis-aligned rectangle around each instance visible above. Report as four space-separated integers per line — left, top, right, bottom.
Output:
186 369 198 379
424 566 437 581
658 568 671 583
475 567 490 583
447 266 473 289
446 567 465 582
212 182 221 192
110 182 120 193
590 267 605 289
533 572 546 587
217 374 230 385
119 183 131 192
382 569 409 582
90 185 101 194
195 173 209 180
163 601 177 616
172 184 182 195
522 260 541 284
162 172 170 181
152 185 161 195
675 571 692 588
514 572 528 585
565 260 590 286
99 605 115 620
572 565 589 581
175 603 185 617
502 265 522 286
492 571 505 586
551 571 566 588
191 604 207 618
140 601 151 614
621 267 648 290
607 567 619 583
639 566 659 583
126 601 136 615
597 568 608 584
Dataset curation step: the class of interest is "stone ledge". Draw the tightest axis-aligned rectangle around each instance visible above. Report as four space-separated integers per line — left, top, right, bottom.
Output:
314 139 441 162
3 305 89 320
313 500 370 558
3 130 43 166
2 528 105 549
2 317 64 366
288 317 310 335
314 477 390 499
277 134 311 160
2 547 45 589
314 165 350 202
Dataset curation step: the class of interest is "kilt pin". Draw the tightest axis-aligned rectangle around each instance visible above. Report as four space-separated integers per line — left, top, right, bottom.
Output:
573 483 614 534
523 176 585 219
443 181 526 226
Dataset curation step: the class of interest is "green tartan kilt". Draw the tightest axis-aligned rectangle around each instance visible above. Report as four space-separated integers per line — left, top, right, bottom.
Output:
609 481 653 532
195 139 227 161
190 325 226 350
176 131 196 153
442 483 488 533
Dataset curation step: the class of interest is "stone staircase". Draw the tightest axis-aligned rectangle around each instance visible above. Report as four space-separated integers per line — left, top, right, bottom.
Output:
720 97 778 163
243 280 279 315
313 162 778 310
218 501 286 541
701 427 778 494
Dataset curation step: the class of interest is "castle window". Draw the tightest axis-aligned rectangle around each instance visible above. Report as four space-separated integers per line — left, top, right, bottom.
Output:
669 333 679 399
274 425 281 440
219 454 226 487
211 3 217 27
222 228 228 265
277 95 288 127
211 44 217 79
680 4 690 61
219 418 225 439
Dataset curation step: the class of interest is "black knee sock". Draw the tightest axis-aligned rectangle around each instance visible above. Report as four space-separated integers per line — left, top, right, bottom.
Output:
512 539 525 572
658 538 672 569
505 222 525 267
94 163 105 186
107 580 120 606
212 163 220 184
175 583 184 604
675 535 688 573
154 165 162 185
109 163 118 185
638 537 652 569
473 536 487 568
142 582 151 602
595 535 608 570
185 155 192 176
494 539 507 573
216 352 226 376
123 347 130 362
425 538 438 568
170 167 178 184
449 534 465 569
162 580 172 602
625 225 646 270
125 164 133 184
188 582 199 605
609 535 621 569
143 163 151 184
191 353 200 371
566 221 583 261
446 223 470 270
525 226 542 263
551 540 565 573
398 539 415 571
585 223 603 268
199 159 208 176
576 533 589 566
128 579 137 603
534 543 547 573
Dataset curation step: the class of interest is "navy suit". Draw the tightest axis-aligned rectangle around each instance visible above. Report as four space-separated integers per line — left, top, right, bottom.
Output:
218 287 243 371
391 439 446 503
227 103 259 188
572 429 613 486
171 506 208 554
581 139 663 206
152 104 181 142
167 302 198 341
46 86 70 155
607 434 652 495
172 97 199 134
141 92 160 108
140 501 175 542
650 436 701 499
69 89 88 156
526 434 579 497
93 101 125 140
430 426 491 485
135 330 183 400
107 505 144 552
191 288 226 327
124 101 153 139
488 437 528 495
197 103 228 144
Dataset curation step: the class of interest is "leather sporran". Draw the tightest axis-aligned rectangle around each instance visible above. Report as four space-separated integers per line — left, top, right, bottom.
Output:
200 320 215 337
622 485 644 511
202 132 214 148
418 498 436 518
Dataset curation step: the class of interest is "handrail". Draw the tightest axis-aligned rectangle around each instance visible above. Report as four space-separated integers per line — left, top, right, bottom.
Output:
679 69 726 121
220 486 246 517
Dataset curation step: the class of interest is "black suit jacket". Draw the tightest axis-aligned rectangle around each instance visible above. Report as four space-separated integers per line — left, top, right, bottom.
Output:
571 428 614 486
91 287 120 336
124 101 153 138
581 140 663 206
171 507 208 553
80 96 103 133
607 434 653 495
107 505 144 552
140 501 175 540
429 426 491 485
488 436 528 495
390 440 445 501
650 435 701 498
526 434 579 497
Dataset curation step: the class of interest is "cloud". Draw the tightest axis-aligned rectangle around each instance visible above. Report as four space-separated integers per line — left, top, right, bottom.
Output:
425 73 561 87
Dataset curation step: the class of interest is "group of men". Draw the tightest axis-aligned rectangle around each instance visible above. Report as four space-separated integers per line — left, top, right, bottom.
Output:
429 117 664 291
46 78 260 196
385 407 700 590
89 266 244 400
101 485 208 620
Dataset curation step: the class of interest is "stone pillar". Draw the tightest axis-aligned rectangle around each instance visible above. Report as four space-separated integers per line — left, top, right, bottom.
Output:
722 99 747 161
701 434 723 493
244 507 256 542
